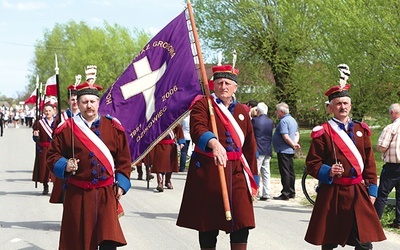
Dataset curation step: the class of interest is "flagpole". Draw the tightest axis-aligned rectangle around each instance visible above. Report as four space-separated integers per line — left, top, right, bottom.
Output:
34 75 40 189
187 0 232 221
55 54 62 122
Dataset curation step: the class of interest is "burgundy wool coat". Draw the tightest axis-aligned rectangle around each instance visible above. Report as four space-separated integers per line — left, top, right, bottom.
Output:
305 121 386 246
47 116 132 250
177 97 257 233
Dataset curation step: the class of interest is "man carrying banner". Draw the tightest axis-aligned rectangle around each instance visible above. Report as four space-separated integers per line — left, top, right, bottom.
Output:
177 64 258 250
304 65 386 249
47 69 132 249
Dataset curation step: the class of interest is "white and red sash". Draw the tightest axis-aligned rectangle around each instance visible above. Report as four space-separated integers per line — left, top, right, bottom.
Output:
324 120 364 175
61 112 69 123
39 118 53 139
71 116 115 176
211 94 258 196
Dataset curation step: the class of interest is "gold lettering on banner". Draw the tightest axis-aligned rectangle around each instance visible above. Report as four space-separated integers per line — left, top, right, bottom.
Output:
134 106 168 142
105 83 115 105
152 41 176 58
129 124 142 138
162 85 178 102
137 44 151 57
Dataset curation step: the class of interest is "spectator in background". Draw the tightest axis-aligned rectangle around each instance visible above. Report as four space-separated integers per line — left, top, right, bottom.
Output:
0 108 4 136
252 102 274 201
272 102 300 200
179 114 191 172
375 103 400 229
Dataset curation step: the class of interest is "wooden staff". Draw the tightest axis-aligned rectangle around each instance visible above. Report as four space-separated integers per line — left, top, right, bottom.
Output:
187 0 231 221
34 75 40 188
55 54 62 122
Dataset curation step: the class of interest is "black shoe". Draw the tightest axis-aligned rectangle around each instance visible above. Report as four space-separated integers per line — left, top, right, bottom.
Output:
259 196 270 201
289 194 296 199
273 194 289 200
42 186 49 195
137 175 143 180
146 174 154 181
156 185 164 192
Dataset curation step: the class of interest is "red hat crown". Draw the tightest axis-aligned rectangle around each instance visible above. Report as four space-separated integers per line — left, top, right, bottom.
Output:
212 64 239 83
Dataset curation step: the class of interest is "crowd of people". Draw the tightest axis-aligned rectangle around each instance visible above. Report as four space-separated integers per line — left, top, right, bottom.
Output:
0 104 35 131
8 60 399 250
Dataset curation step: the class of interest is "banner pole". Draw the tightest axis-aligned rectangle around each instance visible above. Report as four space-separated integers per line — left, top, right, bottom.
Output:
187 0 231 221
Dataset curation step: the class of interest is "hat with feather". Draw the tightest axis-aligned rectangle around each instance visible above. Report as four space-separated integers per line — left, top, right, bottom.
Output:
67 74 82 97
325 64 351 101
212 50 239 83
76 65 103 98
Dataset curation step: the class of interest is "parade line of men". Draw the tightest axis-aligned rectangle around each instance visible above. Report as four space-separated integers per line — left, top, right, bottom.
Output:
21 63 399 250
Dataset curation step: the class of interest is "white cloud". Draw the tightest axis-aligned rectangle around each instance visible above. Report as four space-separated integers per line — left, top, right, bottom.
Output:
2 0 49 11
90 17 103 25
0 21 8 27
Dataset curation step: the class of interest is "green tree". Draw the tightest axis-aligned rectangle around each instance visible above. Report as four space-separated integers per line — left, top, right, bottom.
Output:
30 21 151 110
193 0 400 126
311 0 400 123
193 0 321 117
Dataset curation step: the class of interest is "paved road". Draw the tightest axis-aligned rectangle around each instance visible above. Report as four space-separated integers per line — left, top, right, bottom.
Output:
1 124 400 249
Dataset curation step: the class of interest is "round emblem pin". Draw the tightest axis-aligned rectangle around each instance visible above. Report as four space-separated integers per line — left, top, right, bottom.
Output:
238 114 245 121
356 131 363 137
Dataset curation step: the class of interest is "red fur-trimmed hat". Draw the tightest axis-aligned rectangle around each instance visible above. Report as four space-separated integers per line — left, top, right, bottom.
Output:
212 64 239 83
76 82 103 98
67 84 78 96
325 84 351 101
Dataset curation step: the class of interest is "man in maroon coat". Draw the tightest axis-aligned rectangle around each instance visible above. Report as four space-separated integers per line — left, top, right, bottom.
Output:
177 64 258 250
47 67 132 250
305 64 386 249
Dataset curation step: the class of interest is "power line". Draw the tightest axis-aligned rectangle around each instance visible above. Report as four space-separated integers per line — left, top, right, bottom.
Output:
0 41 34 47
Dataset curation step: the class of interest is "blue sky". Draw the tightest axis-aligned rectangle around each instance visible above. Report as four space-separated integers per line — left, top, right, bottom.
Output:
0 0 186 98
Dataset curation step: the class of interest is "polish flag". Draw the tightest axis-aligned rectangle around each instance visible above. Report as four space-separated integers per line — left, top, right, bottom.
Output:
24 89 37 104
45 75 57 96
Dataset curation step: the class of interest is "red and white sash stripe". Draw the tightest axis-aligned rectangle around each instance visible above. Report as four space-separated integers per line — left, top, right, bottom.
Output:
211 94 257 196
71 116 115 176
61 112 69 123
39 118 53 139
325 120 364 174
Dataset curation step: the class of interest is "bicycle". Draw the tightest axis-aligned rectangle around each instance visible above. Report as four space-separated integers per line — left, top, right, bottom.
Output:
301 166 319 205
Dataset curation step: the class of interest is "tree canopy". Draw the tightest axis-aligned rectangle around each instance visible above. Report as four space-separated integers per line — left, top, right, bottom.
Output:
192 0 400 126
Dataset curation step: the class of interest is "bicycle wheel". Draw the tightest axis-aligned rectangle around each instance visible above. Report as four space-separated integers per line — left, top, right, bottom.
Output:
301 167 318 205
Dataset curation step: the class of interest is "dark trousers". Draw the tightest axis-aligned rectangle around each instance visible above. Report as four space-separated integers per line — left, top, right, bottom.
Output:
375 163 400 224
277 152 295 197
26 117 33 127
179 140 190 171
0 122 3 136
322 219 372 250
198 228 249 248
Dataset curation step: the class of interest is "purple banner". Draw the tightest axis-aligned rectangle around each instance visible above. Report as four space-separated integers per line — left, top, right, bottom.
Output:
99 11 202 163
